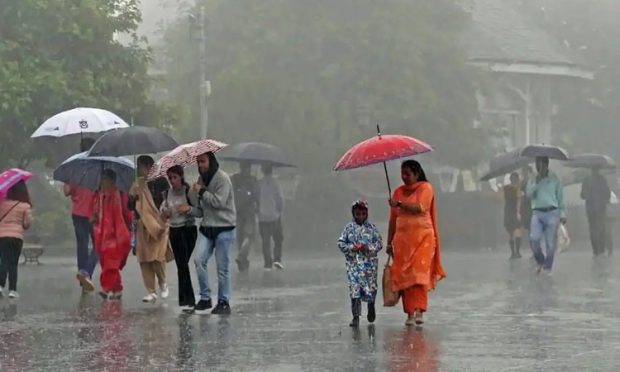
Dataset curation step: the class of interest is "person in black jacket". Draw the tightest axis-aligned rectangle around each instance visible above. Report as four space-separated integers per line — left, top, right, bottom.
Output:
581 168 611 257
231 162 259 273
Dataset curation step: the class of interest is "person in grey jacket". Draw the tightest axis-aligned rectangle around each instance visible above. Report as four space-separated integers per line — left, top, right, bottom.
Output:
181 152 236 315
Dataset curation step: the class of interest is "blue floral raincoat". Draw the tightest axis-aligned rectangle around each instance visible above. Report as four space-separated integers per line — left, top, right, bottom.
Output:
337 221 383 302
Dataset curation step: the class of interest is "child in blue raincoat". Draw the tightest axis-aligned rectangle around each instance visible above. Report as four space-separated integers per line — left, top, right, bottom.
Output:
337 200 383 327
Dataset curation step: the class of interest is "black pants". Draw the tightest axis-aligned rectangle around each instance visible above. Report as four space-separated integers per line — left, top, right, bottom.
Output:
0 238 23 291
259 219 283 268
587 210 607 256
236 213 257 263
170 226 198 306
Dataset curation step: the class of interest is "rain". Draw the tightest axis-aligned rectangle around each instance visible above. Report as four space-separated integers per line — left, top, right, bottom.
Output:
2 0 620 371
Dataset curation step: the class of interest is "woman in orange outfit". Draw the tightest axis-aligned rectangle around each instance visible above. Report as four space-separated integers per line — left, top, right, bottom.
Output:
387 160 446 326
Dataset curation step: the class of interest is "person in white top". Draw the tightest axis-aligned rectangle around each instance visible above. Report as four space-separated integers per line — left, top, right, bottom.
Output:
258 164 285 270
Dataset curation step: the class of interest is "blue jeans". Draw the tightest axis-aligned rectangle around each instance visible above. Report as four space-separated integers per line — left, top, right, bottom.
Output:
72 215 98 278
194 229 235 302
530 210 561 270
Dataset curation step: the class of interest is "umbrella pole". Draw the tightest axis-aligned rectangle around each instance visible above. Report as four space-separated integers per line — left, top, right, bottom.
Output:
376 124 392 196
382 161 392 197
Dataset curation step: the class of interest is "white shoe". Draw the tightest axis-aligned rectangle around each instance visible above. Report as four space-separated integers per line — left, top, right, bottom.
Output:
8 291 19 299
274 262 284 270
160 284 169 299
142 293 158 303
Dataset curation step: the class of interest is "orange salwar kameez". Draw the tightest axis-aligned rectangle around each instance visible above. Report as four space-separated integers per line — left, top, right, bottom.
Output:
389 182 446 314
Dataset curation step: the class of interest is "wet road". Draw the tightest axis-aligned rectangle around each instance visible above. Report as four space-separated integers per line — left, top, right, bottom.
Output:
1 250 620 371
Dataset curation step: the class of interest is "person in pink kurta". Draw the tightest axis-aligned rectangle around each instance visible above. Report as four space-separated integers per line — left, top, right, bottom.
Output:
0 181 33 298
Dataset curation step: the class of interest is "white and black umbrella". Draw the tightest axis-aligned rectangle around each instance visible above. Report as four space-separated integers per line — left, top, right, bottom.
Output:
31 107 129 138
88 126 179 157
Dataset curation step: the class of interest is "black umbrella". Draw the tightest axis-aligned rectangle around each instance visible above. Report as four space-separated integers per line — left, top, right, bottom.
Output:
565 153 616 169
519 144 570 161
88 126 178 157
218 142 296 167
480 149 533 181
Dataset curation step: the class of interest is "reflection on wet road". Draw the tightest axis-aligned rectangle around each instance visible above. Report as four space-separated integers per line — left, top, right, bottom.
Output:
1 251 620 371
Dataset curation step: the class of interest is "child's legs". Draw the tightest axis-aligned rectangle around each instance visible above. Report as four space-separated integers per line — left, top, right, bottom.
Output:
402 285 428 314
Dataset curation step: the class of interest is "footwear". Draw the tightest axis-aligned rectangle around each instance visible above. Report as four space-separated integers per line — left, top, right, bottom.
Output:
264 267 272 272
236 259 249 272
367 302 376 323
541 268 552 277
0 286 4 298
8 291 18 299
405 314 416 326
211 301 231 315
414 310 424 325
110 292 123 300
194 299 213 314
274 262 284 270
76 272 95 292
142 293 158 303
349 316 360 327
181 304 195 313
99 291 109 300
160 283 170 299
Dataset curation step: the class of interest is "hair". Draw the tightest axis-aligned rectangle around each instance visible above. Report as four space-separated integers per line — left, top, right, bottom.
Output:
510 172 520 181
101 169 117 183
80 137 96 152
7 181 31 205
167 165 189 188
401 160 428 182
536 157 549 166
137 155 155 169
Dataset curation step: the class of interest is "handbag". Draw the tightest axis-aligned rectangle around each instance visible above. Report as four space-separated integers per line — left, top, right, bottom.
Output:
382 254 401 307
0 202 20 224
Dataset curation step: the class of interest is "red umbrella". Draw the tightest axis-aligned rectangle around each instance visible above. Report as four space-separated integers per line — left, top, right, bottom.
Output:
334 125 433 194
148 139 227 180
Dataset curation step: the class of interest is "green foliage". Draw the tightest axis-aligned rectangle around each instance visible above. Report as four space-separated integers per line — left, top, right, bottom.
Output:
0 0 179 168
160 0 487 170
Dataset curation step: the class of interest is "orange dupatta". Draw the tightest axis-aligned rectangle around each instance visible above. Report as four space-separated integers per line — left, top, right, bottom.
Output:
389 181 446 292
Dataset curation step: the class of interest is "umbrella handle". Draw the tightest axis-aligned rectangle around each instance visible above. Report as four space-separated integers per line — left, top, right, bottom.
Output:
383 161 392 197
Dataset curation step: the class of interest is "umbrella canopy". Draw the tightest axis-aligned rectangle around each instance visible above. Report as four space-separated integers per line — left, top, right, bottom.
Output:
519 144 570 161
0 169 33 201
88 126 179 157
565 153 616 169
218 142 295 168
54 152 135 193
31 107 129 138
480 149 533 181
334 134 433 171
148 139 228 180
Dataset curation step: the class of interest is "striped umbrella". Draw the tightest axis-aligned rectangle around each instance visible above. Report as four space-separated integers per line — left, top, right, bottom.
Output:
148 139 227 180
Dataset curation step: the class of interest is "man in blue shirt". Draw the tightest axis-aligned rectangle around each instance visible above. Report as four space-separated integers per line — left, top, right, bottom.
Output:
526 157 565 274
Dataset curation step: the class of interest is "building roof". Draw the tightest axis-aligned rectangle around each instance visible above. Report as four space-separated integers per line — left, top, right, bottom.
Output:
464 0 593 79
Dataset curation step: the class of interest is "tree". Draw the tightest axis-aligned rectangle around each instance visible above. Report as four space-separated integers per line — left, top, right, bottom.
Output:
0 0 177 167
159 0 487 171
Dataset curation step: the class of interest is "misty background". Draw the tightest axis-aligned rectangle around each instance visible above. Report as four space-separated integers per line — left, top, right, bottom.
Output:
2 0 618 252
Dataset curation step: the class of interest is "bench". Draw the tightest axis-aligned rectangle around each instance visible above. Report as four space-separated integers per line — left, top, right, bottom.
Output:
22 244 44 265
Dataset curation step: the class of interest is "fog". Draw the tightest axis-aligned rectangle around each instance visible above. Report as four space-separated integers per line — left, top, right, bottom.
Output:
4 1 620 370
